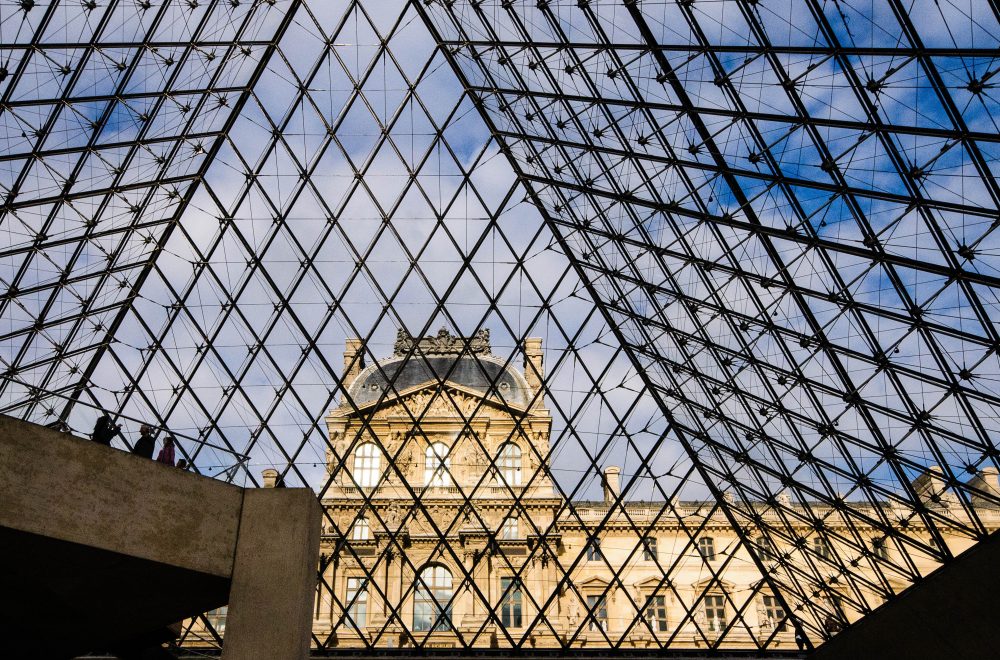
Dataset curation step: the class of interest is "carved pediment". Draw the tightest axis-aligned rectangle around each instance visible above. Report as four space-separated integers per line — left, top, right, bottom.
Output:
691 577 735 593
578 575 611 590
635 576 668 590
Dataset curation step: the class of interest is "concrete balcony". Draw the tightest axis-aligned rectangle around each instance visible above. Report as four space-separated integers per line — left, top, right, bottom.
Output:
0 415 320 659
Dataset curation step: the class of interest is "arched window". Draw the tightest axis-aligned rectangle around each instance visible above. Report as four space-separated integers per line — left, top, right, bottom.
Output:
497 442 522 486
424 442 451 487
351 517 370 541
413 564 453 631
353 443 381 488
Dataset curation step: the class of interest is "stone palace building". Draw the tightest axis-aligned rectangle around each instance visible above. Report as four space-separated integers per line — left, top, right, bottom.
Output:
189 330 1000 650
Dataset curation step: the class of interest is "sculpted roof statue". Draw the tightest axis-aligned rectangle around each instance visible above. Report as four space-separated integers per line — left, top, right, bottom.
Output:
393 327 492 357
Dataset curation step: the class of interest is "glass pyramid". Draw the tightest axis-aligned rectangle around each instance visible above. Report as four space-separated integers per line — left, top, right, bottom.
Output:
1 0 998 652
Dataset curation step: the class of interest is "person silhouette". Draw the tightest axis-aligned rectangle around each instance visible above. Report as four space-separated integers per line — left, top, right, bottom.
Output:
156 435 176 466
794 623 808 651
91 413 122 446
132 424 156 459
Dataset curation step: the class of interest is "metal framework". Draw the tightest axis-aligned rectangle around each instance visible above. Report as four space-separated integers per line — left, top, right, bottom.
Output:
1 0 998 653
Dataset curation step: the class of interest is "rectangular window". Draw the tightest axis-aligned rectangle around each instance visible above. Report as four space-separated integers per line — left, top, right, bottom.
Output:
346 577 368 628
757 537 775 561
351 517 370 540
587 595 608 632
586 538 602 561
813 537 832 560
762 595 786 632
502 516 519 540
642 537 658 561
500 577 523 628
645 595 668 632
704 595 727 632
698 537 716 561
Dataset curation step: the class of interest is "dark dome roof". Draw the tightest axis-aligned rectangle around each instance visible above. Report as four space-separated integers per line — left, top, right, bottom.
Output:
349 354 531 408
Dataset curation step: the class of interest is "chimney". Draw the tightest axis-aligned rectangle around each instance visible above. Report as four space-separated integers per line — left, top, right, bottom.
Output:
603 466 621 503
343 338 365 390
913 465 954 507
969 467 1000 508
523 337 544 408
261 468 278 488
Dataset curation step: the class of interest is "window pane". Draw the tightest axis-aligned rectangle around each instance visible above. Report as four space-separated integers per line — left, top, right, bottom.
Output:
414 565 453 631
498 443 522 486
698 537 716 561
645 595 667 632
352 517 370 540
704 595 727 632
762 595 786 632
424 443 452 487
353 443 381 488
813 537 832 559
346 577 368 628
500 577 523 628
587 595 607 632
206 606 228 635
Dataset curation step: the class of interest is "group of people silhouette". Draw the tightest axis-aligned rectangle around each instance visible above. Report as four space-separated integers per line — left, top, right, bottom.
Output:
91 413 186 469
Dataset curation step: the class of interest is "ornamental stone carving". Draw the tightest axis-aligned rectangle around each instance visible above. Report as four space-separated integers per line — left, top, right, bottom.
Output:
393 327 492 357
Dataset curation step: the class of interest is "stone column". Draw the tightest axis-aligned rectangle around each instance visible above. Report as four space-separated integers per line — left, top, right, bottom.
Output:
222 488 322 660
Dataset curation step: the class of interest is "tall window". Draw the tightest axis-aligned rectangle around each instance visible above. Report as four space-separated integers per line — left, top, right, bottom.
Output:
645 595 668 632
704 595 727 632
813 536 832 560
698 537 716 561
497 442 522 486
424 442 451 487
757 537 776 561
413 565 453 632
351 517 370 540
586 538 602 561
761 595 786 632
346 577 368 628
353 443 381 488
586 595 608 632
642 537 658 561
500 577 523 628
502 516 519 540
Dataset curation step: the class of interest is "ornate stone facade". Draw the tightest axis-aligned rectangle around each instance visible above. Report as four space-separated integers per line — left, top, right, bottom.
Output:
187 332 1000 650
